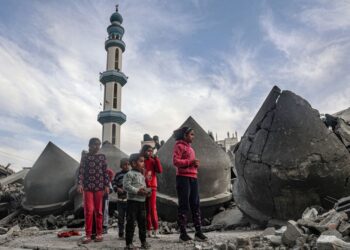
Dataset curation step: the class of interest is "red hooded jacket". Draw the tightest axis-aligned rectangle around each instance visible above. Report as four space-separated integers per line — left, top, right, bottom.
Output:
172 140 197 178
144 156 163 188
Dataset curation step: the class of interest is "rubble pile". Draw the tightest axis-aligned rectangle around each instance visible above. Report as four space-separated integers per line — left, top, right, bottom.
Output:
0 183 24 213
234 86 350 223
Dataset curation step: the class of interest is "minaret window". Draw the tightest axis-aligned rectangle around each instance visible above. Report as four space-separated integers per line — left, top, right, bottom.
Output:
112 124 116 144
115 49 119 70
113 83 118 109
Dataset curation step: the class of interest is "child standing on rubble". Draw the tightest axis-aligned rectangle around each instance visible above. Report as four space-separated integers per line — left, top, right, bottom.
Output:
123 153 151 249
173 127 208 242
140 144 163 238
77 138 109 244
112 158 130 239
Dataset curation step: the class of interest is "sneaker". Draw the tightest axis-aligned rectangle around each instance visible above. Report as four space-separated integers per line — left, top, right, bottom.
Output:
194 231 208 242
81 236 92 244
141 241 151 249
179 232 192 242
147 230 153 238
153 230 160 238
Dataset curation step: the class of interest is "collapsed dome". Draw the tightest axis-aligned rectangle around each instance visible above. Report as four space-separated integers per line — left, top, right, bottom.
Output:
22 142 79 214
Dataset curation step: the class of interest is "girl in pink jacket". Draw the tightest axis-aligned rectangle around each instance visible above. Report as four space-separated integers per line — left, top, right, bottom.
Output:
173 126 207 242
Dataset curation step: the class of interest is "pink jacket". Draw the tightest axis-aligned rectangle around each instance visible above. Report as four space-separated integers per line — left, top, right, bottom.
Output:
172 140 197 178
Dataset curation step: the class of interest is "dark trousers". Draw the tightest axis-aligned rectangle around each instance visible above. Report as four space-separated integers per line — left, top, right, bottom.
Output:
176 176 202 233
125 200 146 245
117 201 127 235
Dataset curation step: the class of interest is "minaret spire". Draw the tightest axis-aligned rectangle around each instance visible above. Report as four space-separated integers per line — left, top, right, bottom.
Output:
97 6 127 148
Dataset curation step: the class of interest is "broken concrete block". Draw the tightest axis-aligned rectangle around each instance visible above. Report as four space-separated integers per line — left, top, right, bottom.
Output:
264 235 282 246
302 207 318 221
262 227 276 236
234 86 350 223
282 220 304 246
211 207 248 229
235 237 252 248
0 227 7 235
214 242 228 250
317 235 350 249
321 229 343 239
338 221 350 236
319 211 348 229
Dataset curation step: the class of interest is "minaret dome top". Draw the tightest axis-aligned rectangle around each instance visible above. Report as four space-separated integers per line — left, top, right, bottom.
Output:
110 5 123 24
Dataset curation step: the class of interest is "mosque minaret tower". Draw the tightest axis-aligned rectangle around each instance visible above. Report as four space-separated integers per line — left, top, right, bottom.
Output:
98 5 127 148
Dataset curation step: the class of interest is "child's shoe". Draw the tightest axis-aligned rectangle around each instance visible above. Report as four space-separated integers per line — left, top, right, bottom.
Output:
141 241 151 249
194 231 208 242
81 236 92 244
94 234 103 242
147 230 153 238
124 243 135 250
179 232 192 242
153 230 160 238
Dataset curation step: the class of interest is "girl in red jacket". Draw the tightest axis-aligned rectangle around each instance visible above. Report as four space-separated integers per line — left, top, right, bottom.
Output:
140 144 163 238
173 127 207 242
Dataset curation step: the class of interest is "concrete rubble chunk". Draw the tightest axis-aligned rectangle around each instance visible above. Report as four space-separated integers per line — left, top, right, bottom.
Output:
321 229 342 239
264 235 282 246
338 221 350 236
282 220 304 246
317 235 350 250
22 142 79 214
302 207 318 221
211 207 249 229
262 227 276 236
297 218 328 233
234 86 350 223
319 211 347 230
157 116 232 220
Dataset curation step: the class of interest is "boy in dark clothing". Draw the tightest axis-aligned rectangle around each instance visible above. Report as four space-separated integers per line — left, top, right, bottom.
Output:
112 158 129 238
123 153 151 249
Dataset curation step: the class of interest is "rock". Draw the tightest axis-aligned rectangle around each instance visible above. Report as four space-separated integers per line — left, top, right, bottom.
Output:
194 245 202 250
214 242 227 250
317 235 350 249
319 211 347 230
264 235 282 246
211 207 249 229
321 229 343 239
338 221 350 236
7 224 21 236
227 242 236 250
235 237 252 248
302 207 318 221
282 220 304 246
275 226 287 235
66 215 74 221
0 227 7 235
297 218 328 233
234 86 350 223
21 226 40 236
262 227 275 236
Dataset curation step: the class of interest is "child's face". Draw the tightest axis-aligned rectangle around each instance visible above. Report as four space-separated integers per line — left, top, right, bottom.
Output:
132 156 145 171
184 130 195 143
145 148 153 158
121 162 130 172
89 141 101 154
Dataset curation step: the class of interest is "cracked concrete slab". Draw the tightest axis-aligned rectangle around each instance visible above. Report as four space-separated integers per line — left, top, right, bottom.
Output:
234 86 350 223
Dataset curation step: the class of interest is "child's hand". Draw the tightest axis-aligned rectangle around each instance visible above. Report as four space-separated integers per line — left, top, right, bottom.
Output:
137 188 148 196
191 159 200 168
104 186 110 194
77 184 83 194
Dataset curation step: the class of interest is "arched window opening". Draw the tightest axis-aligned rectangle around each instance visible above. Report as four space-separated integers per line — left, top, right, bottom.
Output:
112 124 116 145
115 49 119 70
113 84 118 109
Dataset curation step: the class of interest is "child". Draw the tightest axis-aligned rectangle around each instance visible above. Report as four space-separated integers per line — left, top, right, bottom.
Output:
173 127 208 242
140 145 163 238
102 168 115 234
123 153 151 249
112 158 130 239
77 138 109 244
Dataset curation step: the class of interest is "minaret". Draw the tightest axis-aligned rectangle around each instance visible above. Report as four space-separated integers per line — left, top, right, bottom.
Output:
98 5 127 148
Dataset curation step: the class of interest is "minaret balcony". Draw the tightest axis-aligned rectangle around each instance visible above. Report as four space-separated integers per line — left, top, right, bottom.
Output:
98 110 126 125
100 70 128 86
105 39 126 52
